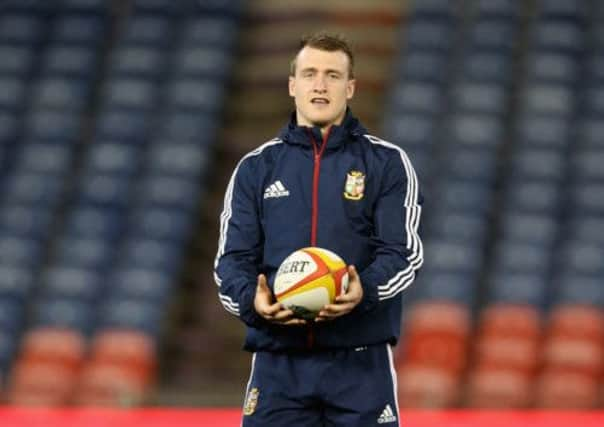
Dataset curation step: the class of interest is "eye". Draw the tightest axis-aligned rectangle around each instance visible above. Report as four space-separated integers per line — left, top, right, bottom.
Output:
328 72 341 79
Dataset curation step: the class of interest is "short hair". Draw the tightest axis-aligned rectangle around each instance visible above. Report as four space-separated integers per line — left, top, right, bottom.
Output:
290 32 355 79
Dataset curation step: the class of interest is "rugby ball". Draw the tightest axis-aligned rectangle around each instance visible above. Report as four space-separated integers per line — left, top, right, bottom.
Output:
274 247 349 320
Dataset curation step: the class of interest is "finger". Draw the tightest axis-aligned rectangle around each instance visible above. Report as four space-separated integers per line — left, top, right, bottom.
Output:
280 318 307 326
272 308 295 321
348 264 358 279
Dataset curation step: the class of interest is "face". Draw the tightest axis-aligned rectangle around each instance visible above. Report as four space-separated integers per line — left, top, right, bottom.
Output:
289 46 355 130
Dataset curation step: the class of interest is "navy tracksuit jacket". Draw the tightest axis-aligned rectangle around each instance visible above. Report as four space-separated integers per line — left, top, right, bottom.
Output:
214 110 423 352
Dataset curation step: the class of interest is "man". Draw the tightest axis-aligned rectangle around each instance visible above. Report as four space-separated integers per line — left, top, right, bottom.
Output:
214 32 423 427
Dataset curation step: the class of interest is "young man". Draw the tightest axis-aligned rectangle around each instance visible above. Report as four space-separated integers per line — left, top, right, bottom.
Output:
214 32 423 427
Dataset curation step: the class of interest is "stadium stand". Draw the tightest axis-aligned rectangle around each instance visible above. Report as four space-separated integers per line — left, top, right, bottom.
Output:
0 0 603 411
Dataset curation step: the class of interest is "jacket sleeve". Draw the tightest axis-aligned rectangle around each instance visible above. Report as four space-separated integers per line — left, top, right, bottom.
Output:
357 147 424 312
214 157 266 328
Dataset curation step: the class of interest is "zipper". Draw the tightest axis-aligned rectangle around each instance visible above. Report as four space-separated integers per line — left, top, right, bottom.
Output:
309 127 331 246
306 126 331 349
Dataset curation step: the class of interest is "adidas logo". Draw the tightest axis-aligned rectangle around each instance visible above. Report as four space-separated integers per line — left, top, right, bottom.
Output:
263 180 290 199
377 404 397 424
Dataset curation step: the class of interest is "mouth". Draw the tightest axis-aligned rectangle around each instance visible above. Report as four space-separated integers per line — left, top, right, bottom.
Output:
310 97 330 105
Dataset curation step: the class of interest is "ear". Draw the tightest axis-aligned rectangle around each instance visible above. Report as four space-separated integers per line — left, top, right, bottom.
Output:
346 79 356 100
289 76 296 98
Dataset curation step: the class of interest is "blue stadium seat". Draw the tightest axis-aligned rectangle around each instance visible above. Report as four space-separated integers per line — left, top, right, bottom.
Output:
533 20 585 52
459 52 511 84
0 236 44 268
475 0 518 19
382 113 437 149
0 265 34 302
0 77 27 111
32 297 92 332
40 266 102 301
54 236 114 270
502 179 562 213
499 212 558 245
577 118 604 148
0 44 35 75
167 79 224 112
108 267 173 301
441 147 498 182
85 143 140 176
568 182 604 214
0 330 18 374
64 205 124 238
137 175 200 209
182 17 238 48
488 270 548 307
16 143 74 174
469 19 516 51
118 238 183 273
51 15 106 45
60 0 108 13
104 78 158 111
509 148 566 180
99 298 162 336
452 82 507 115
0 14 46 44
411 271 477 305
157 111 217 141
129 206 193 242
397 51 448 83
570 149 604 181
422 239 484 273
527 52 579 83
566 215 604 244
516 113 571 147
110 46 166 78
426 212 488 242
392 82 443 115
174 47 232 78
147 142 206 176
32 78 91 110
0 204 54 238
523 84 574 116
3 172 65 205
121 16 174 46
554 240 604 276
25 109 83 142
42 46 100 77
405 19 455 51
0 298 24 333
77 173 133 207
586 54 604 82
447 113 504 149
0 111 20 144
411 0 455 17
436 179 493 213
492 241 552 274
538 0 587 20
95 109 150 141
551 273 604 307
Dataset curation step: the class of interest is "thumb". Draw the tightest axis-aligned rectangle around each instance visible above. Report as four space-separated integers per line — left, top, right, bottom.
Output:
347 264 358 279
257 274 269 292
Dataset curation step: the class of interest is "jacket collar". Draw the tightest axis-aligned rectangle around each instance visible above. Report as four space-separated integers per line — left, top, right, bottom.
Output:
278 108 367 150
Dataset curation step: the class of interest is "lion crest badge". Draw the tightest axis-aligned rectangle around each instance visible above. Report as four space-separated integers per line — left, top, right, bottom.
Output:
243 387 260 415
344 170 365 200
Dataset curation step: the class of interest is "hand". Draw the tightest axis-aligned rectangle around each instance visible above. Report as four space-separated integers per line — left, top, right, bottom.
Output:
254 274 306 326
315 265 363 322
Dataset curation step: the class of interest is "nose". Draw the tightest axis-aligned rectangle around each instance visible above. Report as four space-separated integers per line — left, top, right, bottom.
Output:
313 75 327 92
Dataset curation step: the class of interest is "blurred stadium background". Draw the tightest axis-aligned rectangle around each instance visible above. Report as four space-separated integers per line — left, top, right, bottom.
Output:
0 0 604 421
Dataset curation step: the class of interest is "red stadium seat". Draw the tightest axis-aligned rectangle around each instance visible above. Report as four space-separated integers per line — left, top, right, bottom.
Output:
466 367 533 408
8 359 78 406
75 361 150 406
535 370 600 409
398 301 470 375
397 364 460 408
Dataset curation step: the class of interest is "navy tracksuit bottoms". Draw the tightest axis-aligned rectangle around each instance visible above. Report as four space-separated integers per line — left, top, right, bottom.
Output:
241 343 400 427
